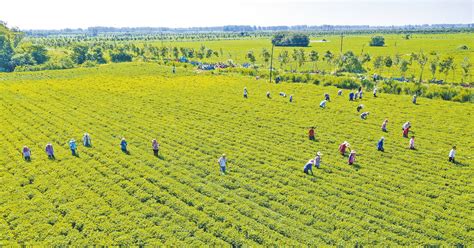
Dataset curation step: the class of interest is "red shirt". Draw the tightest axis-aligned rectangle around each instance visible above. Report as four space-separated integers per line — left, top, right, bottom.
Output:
309 129 315 136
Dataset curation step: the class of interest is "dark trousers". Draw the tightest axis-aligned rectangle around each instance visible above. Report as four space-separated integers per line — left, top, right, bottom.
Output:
309 136 315 141
153 149 159 156
449 157 455 163
71 149 76 156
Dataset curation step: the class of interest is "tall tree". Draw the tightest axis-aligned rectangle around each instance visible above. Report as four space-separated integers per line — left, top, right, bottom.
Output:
309 50 319 72
416 52 428 82
460 57 472 83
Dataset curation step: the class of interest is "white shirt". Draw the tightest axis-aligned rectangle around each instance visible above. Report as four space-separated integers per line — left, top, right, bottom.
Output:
449 149 456 158
402 122 410 129
218 157 227 167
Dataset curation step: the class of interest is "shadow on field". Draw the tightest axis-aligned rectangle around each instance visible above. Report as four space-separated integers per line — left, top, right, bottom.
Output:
350 163 361 170
122 150 131 155
156 154 165 160
453 161 469 167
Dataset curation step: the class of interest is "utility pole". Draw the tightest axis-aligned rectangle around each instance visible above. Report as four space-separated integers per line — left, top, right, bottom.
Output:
340 33 344 54
269 43 275 83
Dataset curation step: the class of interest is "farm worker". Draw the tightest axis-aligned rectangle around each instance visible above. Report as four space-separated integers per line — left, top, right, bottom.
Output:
377 137 385 152
266 91 271 99
381 119 388 132
22 146 31 161
120 138 128 152
403 127 410 138
348 150 356 165
372 73 378 82
412 94 417 104
349 92 355 101
324 93 330 101
448 146 456 163
409 136 415 149
275 76 281 83
359 90 363 99
279 92 286 97
172 66 176 74
152 139 160 156
339 141 350 155
45 143 55 159
82 133 91 147
69 139 78 156
308 127 315 141
354 92 359 99
319 100 327 108
358 86 362 93
357 104 364 112
360 112 369 120
289 95 293 102
243 87 248 98
314 152 322 169
402 121 411 130
218 154 227 175
338 89 343 96
303 159 315 175
373 87 377 97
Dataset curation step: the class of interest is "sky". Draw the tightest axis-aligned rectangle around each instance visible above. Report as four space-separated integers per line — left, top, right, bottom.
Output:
0 0 472 30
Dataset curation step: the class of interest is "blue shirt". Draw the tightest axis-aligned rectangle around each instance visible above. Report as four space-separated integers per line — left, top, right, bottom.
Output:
377 139 384 149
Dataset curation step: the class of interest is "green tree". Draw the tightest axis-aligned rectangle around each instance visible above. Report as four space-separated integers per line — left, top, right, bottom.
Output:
460 57 472 83
261 48 271 67
29 44 49 64
0 34 14 71
373 56 383 74
278 50 289 69
339 51 365 73
246 50 256 64
369 36 385 47
416 52 428 82
309 50 319 72
87 47 106 64
439 56 454 81
71 44 89 64
399 59 410 77
430 57 439 80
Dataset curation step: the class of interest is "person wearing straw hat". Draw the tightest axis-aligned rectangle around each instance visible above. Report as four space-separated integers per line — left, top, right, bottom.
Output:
243 87 248 98
319 99 327 108
69 138 78 156
314 152 322 169
448 146 456 163
152 139 160 156
45 143 55 159
22 146 31 161
381 119 388 132
266 91 271 99
348 150 356 165
120 138 128 153
377 137 385 152
338 89 343 96
349 92 355 101
303 158 315 175
409 136 415 150
308 127 315 141
338 141 350 155
357 104 364 112
218 154 227 175
83 133 91 147
360 112 369 120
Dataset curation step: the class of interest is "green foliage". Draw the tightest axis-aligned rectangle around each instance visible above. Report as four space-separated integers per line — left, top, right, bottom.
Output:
272 32 310 47
110 48 133 63
0 63 472 245
71 44 89 64
369 36 385 47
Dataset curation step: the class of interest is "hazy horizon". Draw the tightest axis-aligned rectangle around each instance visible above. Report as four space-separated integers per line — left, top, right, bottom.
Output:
1 0 473 30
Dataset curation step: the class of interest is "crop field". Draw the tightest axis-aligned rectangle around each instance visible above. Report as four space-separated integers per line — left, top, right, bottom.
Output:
150 33 473 82
0 62 473 245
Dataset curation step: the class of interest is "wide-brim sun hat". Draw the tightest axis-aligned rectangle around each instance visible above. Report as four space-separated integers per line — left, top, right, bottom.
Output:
351 150 356 153
222 154 226 157
317 152 322 156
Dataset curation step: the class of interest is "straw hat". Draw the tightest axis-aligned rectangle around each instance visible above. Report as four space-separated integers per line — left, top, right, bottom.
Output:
381 137 385 140
351 150 356 154
317 151 322 156
222 154 226 157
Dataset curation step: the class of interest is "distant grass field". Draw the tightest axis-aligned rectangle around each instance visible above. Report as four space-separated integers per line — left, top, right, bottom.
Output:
0 62 473 245
151 33 473 83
